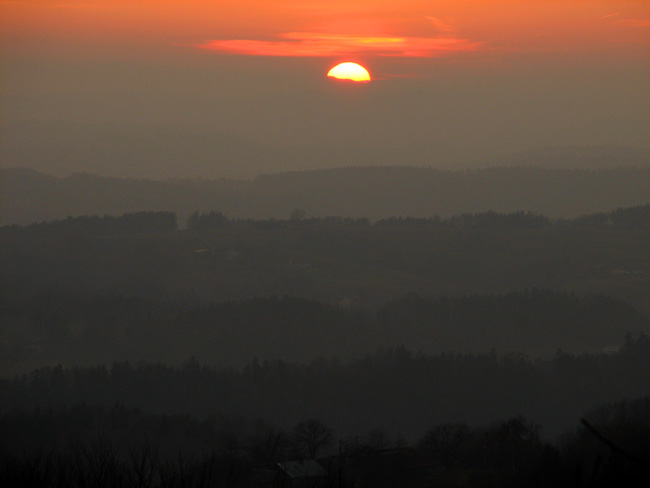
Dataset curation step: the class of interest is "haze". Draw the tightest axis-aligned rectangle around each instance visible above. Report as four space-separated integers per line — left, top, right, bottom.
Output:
2 2 650 487
2 0 649 178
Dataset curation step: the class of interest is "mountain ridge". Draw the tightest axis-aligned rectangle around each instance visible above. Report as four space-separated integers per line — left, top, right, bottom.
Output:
3 164 649 225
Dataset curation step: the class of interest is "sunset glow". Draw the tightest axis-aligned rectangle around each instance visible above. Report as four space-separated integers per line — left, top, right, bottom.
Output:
2 0 649 165
3 0 648 63
327 62 371 82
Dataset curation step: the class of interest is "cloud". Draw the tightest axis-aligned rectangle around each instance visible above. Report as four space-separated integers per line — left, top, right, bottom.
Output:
198 32 481 57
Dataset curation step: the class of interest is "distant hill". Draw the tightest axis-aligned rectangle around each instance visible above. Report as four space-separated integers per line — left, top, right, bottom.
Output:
1 165 649 225
479 145 650 170
2 120 649 178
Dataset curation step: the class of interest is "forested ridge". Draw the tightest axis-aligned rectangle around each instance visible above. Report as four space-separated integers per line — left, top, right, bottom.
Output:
2 291 648 375
2 206 649 312
3 335 650 439
2 350 649 487
2 205 649 486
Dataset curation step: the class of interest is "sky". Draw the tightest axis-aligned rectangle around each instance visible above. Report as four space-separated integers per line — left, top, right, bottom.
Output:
1 0 649 178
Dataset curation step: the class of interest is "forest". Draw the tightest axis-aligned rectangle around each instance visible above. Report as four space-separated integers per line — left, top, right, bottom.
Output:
1 348 649 487
2 204 648 317
1 204 649 486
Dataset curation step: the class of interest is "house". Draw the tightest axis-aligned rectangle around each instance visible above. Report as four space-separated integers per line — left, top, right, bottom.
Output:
277 459 328 488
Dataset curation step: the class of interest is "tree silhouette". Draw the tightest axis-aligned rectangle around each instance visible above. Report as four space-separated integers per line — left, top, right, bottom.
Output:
419 423 470 468
293 419 334 459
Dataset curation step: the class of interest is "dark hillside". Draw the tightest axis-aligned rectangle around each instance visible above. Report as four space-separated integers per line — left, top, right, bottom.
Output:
2 291 648 375
3 208 648 314
2 337 650 439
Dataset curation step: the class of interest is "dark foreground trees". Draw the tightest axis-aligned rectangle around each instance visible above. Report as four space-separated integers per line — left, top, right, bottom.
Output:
0 441 247 488
1 403 648 488
1 340 649 487
418 422 471 468
2 335 650 440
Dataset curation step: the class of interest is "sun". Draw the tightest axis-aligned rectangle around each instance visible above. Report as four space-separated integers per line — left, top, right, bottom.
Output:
327 62 371 82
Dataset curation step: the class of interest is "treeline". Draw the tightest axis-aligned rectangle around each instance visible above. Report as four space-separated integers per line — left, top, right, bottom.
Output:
1 211 177 236
3 291 648 374
570 204 650 228
186 210 552 230
4 165 650 226
2 335 650 439
2 397 649 487
5 205 648 234
186 205 649 230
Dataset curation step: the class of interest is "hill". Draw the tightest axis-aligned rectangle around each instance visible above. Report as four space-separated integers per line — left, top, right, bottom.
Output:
2 165 649 225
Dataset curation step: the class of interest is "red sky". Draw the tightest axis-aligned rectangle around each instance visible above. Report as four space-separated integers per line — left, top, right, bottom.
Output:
3 0 649 62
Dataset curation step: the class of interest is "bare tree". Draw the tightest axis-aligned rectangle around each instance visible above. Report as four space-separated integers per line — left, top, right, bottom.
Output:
293 419 334 459
367 429 391 451
248 422 291 466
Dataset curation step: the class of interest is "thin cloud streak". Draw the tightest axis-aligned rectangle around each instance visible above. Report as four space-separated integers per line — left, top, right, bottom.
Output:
198 32 482 57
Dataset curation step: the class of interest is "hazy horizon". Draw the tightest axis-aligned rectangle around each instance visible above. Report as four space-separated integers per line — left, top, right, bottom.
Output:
2 1 649 179
2 128 649 180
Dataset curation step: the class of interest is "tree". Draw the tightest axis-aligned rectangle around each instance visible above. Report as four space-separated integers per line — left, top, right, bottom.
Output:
367 429 391 451
293 419 334 459
419 423 470 468
248 421 291 466
491 416 541 472
290 208 306 222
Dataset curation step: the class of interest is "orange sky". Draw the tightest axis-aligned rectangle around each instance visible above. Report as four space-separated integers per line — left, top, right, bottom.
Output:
2 0 649 175
2 0 649 63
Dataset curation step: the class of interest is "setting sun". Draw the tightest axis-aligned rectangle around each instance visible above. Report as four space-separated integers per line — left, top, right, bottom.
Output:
327 62 371 82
